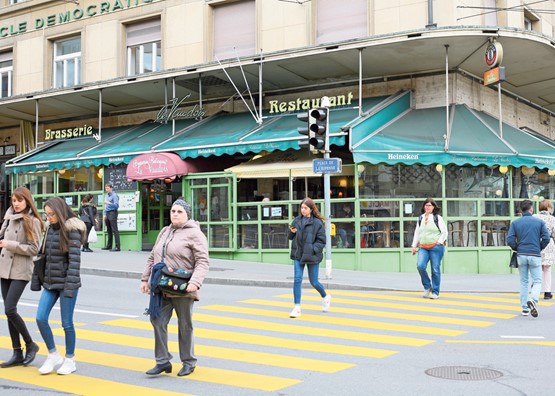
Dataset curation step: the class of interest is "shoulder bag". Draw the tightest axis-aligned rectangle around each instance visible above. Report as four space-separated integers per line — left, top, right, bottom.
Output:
509 251 518 269
33 230 47 285
156 228 193 296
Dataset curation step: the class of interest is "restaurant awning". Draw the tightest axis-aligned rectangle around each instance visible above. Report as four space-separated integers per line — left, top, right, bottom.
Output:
126 152 188 181
225 149 354 179
351 103 555 169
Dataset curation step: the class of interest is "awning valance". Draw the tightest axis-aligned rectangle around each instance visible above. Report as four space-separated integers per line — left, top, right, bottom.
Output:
351 104 555 169
126 152 188 181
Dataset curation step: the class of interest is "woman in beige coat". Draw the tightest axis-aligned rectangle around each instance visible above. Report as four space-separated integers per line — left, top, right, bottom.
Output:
140 198 209 377
534 199 555 299
0 186 44 368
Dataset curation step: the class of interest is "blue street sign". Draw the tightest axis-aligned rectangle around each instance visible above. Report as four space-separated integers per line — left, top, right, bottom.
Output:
313 158 342 174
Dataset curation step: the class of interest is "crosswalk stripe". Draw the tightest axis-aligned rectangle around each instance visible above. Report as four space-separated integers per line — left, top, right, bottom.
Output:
50 327 354 373
102 318 399 358
241 299 495 327
278 295 516 319
200 305 466 337
35 333 301 391
326 291 521 311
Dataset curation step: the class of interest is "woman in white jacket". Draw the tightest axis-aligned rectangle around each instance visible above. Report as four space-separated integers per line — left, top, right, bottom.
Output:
534 199 555 300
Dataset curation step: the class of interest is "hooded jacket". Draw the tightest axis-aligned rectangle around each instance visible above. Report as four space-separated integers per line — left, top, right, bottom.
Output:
31 217 86 297
288 215 326 264
0 207 42 281
142 220 210 301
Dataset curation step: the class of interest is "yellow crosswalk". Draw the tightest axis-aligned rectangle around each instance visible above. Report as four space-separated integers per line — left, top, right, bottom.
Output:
0 290 537 395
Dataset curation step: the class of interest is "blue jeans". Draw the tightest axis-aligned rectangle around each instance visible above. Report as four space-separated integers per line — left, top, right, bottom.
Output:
518 255 542 310
36 288 79 357
416 244 445 295
293 260 326 304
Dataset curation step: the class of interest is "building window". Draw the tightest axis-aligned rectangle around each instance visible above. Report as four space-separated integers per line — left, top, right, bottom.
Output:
523 8 539 31
316 0 367 44
0 52 13 98
213 0 255 61
10 0 26 4
126 19 161 76
53 37 81 88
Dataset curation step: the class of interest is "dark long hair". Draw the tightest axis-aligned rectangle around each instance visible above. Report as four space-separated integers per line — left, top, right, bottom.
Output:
301 197 325 222
44 197 77 253
420 198 441 215
12 186 44 242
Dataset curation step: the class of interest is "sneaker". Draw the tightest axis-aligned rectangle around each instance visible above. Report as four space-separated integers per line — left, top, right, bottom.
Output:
527 300 538 318
430 293 439 300
422 288 432 298
57 358 76 375
544 292 553 300
322 294 331 312
289 306 301 318
38 353 63 374
521 310 530 316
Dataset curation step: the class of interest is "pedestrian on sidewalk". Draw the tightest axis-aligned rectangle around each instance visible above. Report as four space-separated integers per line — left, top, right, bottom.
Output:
78 194 97 253
32 197 86 375
288 197 330 318
102 183 120 251
0 186 44 368
141 198 209 377
411 198 448 300
507 199 550 317
533 199 555 300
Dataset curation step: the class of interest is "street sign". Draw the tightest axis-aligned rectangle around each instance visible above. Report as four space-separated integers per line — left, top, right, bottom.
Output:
313 158 342 174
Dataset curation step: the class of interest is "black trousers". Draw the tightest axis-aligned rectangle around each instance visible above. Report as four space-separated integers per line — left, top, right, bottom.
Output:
105 210 120 249
1 278 33 349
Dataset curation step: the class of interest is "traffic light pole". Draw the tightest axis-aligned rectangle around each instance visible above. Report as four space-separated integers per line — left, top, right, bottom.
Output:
322 100 332 279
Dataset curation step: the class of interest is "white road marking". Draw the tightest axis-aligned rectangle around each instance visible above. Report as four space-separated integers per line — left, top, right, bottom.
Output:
500 335 545 339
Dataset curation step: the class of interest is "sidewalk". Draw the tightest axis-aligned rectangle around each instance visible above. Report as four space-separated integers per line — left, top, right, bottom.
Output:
80 249 519 293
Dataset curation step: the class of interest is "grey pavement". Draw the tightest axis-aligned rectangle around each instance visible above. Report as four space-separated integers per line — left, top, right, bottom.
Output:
80 248 520 293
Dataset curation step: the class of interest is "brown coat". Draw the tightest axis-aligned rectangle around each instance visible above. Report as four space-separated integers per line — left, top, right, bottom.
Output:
0 208 42 281
141 220 209 301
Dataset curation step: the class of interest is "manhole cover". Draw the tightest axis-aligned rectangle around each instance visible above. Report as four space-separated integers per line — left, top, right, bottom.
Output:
425 366 503 381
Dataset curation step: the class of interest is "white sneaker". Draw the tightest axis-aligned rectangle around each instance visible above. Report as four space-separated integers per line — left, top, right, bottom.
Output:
423 288 432 298
289 306 301 318
322 294 331 312
57 358 76 375
38 353 63 374
430 293 439 300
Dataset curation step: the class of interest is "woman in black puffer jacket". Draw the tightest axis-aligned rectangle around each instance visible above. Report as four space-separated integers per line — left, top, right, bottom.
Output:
31 197 86 376
287 197 330 318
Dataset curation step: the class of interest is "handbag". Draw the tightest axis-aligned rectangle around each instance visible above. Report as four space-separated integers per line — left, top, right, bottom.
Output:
88 227 98 243
509 251 518 269
156 228 193 296
33 231 47 284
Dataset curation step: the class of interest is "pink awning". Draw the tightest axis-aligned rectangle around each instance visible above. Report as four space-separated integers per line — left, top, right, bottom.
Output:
126 152 188 181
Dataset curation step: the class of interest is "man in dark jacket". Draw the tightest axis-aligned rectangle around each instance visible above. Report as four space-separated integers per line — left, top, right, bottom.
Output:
507 200 550 317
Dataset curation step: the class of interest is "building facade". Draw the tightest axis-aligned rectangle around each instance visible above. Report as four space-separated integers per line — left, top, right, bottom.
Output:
1 0 555 273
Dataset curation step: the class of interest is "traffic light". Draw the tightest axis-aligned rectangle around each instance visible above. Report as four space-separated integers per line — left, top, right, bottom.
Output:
297 108 328 154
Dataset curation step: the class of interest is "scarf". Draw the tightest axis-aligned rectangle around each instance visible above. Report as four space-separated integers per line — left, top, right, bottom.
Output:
146 262 166 319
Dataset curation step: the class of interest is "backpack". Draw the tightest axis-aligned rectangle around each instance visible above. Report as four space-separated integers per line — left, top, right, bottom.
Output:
418 213 440 230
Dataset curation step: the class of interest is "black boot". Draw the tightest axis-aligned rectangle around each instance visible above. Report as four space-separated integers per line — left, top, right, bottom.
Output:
544 292 553 300
145 362 172 375
0 349 24 368
22 342 39 366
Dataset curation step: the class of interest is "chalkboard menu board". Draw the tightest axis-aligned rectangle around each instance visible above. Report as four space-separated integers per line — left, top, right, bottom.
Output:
104 165 137 191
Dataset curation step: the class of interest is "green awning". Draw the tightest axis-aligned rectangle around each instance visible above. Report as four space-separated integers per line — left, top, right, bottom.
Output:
6 120 196 174
351 103 555 169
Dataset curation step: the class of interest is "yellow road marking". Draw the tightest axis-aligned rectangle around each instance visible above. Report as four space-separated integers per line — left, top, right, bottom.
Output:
277 295 516 319
446 340 555 346
201 304 466 337
326 291 521 311
241 299 495 327
102 318 398 358
2 336 300 392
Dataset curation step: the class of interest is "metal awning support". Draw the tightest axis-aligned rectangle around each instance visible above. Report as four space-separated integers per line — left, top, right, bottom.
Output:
98 89 102 143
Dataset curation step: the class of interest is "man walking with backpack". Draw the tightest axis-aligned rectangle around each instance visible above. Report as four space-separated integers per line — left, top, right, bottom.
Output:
507 200 550 317
411 198 448 300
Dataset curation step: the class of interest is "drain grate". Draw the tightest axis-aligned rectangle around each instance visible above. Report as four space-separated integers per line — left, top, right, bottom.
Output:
425 366 503 381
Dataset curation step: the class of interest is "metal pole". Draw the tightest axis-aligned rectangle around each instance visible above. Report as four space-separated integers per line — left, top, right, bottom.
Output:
445 44 449 150
172 78 176 136
98 89 102 142
322 98 332 279
498 82 503 138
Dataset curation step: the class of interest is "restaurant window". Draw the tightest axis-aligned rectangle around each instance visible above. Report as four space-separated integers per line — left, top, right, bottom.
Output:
359 164 441 198
58 166 103 202
513 167 554 203
126 19 161 76
53 36 81 88
0 52 12 98
316 0 367 44
212 0 255 61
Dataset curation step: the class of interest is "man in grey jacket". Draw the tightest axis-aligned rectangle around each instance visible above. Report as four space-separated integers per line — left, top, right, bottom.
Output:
507 200 550 317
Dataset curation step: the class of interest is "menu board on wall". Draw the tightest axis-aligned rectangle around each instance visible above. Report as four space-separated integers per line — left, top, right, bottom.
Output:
116 213 136 231
118 192 137 211
105 165 137 191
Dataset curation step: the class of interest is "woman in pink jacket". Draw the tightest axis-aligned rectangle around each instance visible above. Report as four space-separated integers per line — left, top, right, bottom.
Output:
140 198 209 377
